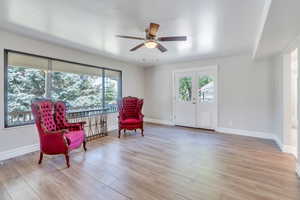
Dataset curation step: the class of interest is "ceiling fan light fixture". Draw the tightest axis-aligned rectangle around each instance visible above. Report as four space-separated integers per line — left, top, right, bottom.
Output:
144 40 157 48
116 23 187 52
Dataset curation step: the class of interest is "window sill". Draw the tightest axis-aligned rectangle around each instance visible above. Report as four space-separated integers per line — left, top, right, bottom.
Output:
2 123 35 131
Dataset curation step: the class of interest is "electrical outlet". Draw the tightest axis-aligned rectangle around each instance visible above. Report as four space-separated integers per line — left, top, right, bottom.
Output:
229 120 233 127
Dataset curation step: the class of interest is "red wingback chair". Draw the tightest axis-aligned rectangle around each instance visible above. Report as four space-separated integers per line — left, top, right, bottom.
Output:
118 96 144 138
31 100 86 168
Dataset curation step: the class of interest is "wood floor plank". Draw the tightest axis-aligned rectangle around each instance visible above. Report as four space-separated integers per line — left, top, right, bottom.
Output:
0 123 299 200
12 156 75 200
0 181 13 200
0 163 40 200
48 157 129 200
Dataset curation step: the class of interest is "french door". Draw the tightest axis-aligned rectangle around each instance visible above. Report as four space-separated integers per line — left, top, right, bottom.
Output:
173 67 217 130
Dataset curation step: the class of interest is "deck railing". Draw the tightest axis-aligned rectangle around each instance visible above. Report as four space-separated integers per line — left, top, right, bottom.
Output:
7 111 33 126
7 104 118 140
68 108 108 141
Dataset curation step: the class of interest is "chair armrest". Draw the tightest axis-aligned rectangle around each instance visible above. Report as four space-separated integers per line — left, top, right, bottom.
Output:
138 113 144 120
65 122 86 131
44 129 68 134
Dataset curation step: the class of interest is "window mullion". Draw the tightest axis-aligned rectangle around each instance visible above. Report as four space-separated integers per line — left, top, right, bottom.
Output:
102 69 105 111
45 59 52 99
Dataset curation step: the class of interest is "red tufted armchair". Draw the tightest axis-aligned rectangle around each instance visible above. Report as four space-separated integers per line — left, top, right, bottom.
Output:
118 96 144 138
31 100 86 168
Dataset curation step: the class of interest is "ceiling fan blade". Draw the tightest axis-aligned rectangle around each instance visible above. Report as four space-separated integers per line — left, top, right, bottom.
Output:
116 35 145 40
149 23 160 36
158 36 187 41
157 43 168 53
130 43 145 51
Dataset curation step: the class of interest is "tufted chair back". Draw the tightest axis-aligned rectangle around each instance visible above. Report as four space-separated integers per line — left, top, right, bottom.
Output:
54 101 68 130
117 96 144 138
118 96 143 119
32 100 57 132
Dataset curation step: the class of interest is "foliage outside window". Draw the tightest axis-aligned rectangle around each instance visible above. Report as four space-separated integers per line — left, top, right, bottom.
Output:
51 72 103 110
198 76 214 102
179 77 192 102
5 51 122 127
104 70 121 110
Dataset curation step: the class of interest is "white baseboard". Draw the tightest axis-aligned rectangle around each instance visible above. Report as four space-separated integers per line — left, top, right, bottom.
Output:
143 120 275 141
109 127 118 131
273 135 283 151
215 127 274 140
296 163 300 177
108 126 118 132
282 145 298 158
0 144 39 162
144 117 175 126
273 135 298 158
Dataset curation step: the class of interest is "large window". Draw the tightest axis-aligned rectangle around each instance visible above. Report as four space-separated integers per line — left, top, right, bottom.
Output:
4 50 122 127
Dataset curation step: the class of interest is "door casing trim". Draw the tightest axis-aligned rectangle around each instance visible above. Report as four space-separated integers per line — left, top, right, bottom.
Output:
172 65 218 130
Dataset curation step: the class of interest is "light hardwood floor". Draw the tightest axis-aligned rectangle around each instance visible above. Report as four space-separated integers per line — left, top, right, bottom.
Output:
0 123 299 200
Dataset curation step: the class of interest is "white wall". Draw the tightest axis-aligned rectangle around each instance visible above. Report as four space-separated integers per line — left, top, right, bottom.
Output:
271 36 300 156
144 54 275 134
271 54 283 146
268 35 300 175
0 29 144 153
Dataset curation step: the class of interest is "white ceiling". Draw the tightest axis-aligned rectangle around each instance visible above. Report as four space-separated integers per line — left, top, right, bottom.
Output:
0 0 266 65
253 0 300 59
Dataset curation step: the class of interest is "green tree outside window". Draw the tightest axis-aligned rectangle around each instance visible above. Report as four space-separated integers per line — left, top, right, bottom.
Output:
179 77 192 101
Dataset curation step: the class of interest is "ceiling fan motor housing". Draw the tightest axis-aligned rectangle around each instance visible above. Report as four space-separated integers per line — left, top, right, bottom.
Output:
117 22 187 52
145 28 155 40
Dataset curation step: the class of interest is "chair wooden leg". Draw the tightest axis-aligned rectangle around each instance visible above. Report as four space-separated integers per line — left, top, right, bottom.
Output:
38 152 43 164
65 153 70 168
141 129 144 137
83 141 87 151
118 129 121 138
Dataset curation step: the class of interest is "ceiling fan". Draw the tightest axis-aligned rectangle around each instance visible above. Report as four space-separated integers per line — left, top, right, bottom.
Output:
116 23 187 53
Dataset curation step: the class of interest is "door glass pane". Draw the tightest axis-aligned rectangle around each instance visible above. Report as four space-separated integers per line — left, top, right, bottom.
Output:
199 75 214 102
179 77 192 102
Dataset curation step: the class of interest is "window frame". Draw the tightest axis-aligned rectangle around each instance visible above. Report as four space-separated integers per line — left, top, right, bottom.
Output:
3 49 122 128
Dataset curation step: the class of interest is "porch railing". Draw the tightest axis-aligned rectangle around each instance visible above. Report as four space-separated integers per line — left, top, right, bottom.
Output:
7 111 33 126
7 104 118 140
68 108 108 141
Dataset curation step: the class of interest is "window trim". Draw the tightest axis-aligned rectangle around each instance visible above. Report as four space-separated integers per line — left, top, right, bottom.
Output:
4 49 123 128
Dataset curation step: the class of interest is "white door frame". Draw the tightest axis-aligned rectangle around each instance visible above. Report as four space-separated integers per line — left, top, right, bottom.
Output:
283 53 292 150
172 65 218 129
283 50 298 158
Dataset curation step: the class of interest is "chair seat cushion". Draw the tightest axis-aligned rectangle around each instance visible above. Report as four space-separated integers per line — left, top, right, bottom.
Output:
121 118 142 124
64 130 85 150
